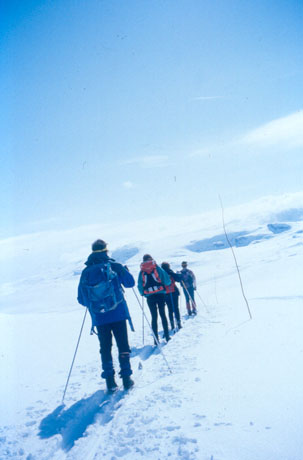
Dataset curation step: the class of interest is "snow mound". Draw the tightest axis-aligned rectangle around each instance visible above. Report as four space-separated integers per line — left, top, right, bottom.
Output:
267 223 292 234
274 208 303 222
186 230 273 253
111 246 140 264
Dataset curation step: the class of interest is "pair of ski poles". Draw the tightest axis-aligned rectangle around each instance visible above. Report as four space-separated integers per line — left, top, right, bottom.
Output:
180 280 209 315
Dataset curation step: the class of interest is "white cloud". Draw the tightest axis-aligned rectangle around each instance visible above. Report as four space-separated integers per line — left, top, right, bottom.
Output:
122 155 170 168
240 110 303 149
189 142 226 158
123 181 134 189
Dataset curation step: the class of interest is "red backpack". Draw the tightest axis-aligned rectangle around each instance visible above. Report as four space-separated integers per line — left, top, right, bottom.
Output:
140 260 165 295
165 275 176 294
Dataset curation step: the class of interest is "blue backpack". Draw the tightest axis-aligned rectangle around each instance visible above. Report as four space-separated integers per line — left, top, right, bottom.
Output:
83 262 123 314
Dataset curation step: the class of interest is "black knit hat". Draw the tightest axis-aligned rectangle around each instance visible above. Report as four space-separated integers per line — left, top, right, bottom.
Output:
143 254 152 261
92 239 108 252
161 262 170 270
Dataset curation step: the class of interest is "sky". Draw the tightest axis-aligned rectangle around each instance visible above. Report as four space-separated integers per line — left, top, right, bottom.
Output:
1 0 303 238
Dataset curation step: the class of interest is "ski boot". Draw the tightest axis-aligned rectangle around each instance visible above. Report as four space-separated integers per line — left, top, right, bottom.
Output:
106 375 118 393
122 376 135 390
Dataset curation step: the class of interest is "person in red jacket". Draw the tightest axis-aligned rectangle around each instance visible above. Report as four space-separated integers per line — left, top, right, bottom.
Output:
138 254 171 344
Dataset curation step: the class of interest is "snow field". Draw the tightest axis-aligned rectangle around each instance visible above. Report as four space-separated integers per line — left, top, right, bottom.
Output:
1 192 303 459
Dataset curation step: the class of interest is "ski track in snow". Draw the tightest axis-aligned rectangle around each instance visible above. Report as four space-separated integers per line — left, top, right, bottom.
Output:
1 193 303 460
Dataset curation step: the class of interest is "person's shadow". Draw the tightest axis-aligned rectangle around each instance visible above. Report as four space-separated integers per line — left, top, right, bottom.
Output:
39 389 125 451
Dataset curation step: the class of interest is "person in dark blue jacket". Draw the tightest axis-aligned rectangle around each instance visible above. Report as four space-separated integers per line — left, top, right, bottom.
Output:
78 239 135 391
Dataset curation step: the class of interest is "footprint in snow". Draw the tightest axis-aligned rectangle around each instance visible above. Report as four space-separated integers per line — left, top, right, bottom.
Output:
214 422 232 427
25 421 36 427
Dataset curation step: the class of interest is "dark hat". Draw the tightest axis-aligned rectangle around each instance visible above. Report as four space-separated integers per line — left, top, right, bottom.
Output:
92 239 108 252
143 254 153 262
161 262 170 270
181 261 187 266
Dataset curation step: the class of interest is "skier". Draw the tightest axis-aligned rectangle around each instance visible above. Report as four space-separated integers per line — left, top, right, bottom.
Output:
138 254 171 344
180 261 197 315
161 262 182 331
77 239 135 392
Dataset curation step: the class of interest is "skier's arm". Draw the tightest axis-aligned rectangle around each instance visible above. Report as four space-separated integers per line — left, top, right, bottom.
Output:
137 272 144 296
157 266 171 286
77 271 89 306
172 272 182 282
117 264 135 288
190 270 197 289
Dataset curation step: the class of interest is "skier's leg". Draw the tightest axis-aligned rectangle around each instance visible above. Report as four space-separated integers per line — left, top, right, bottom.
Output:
166 294 175 330
97 324 117 390
183 288 192 315
112 320 132 377
147 296 159 344
189 287 197 313
158 296 170 342
173 292 182 328
113 320 134 389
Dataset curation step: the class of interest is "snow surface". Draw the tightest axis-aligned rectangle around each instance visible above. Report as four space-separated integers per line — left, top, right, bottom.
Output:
1 192 303 460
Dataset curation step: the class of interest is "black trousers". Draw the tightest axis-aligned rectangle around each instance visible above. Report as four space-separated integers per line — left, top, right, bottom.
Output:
146 293 169 342
97 320 132 379
164 292 181 328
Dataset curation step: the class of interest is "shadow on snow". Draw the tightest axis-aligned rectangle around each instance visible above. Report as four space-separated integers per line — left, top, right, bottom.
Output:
39 389 125 451
131 343 157 360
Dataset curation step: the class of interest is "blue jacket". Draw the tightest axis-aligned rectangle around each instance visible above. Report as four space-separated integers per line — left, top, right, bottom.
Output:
77 252 135 327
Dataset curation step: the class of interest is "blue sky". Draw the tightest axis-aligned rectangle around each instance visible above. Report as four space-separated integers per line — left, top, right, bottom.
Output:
1 0 302 237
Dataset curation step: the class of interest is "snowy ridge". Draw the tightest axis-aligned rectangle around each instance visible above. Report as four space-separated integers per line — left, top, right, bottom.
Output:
1 192 303 459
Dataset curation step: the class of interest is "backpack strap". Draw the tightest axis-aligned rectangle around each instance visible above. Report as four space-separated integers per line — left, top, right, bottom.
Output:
142 267 165 295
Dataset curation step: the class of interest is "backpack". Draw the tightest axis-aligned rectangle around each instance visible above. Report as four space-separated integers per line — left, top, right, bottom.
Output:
182 269 194 288
83 262 123 314
165 275 176 294
141 260 165 295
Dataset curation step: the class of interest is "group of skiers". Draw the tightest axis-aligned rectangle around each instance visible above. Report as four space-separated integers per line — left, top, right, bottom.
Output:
77 239 197 392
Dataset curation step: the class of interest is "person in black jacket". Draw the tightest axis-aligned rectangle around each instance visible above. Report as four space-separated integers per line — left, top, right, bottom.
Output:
78 239 135 391
161 262 182 331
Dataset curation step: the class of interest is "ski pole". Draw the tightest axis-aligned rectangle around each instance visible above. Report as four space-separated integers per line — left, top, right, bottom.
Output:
142 296 145 345
181 282 215 323
181 280 197 311
196 289 209 314
121 286 135 331
132 288 172 374
61 308 88 404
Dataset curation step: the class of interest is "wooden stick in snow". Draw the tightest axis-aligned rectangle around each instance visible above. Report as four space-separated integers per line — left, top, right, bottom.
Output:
219 195 252 320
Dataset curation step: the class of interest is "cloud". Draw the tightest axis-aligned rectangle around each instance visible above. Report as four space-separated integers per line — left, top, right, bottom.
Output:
240 110 303 149
189 110 303 159
123 181 134 189
189 143 226 158
122 155 170 168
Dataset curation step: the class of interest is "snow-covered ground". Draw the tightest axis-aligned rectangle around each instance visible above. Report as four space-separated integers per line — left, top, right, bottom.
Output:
1 192 303 460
